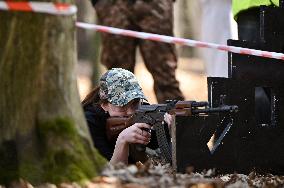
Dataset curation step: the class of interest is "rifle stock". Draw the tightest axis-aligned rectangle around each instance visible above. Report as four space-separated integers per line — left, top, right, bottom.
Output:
106 116 132 142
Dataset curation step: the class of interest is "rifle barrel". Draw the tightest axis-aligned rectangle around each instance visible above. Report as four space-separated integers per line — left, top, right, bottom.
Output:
191 101 209 107
192 105 238 114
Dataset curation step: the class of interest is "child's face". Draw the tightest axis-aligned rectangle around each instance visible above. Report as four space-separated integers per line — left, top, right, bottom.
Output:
102 99 141 117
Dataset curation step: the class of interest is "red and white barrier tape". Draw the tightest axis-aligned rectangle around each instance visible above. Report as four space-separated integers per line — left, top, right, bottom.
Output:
0 1 77 15
76 22 284 61
1 1 283 60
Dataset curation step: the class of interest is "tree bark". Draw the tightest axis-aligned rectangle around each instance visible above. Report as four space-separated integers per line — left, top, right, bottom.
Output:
0 1 106 186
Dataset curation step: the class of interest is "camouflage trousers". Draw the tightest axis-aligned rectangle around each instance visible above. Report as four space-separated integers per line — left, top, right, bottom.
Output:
94 0 184 103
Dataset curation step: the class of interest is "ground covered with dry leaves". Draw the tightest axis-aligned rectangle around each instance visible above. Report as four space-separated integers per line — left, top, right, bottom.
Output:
3 159 284 188
92 160 284 188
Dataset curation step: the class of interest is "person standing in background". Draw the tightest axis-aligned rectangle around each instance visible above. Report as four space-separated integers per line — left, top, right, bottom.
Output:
91 0 184 103
200 0 238 78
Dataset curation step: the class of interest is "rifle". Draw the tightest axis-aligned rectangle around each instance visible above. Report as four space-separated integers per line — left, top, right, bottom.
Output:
106 100 238 141
106 100 238 163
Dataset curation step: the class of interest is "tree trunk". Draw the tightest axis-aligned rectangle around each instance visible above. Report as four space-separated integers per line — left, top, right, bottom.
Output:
0 1 106 186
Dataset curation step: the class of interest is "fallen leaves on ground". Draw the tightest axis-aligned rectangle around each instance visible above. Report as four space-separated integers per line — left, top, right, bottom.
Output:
3 160 284 188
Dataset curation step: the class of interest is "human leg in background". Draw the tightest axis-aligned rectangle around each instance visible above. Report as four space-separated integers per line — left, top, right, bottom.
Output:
134 0 184 102
94 0 137 72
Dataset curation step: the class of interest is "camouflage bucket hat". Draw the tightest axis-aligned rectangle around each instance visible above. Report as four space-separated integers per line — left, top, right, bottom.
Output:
99 68 147 106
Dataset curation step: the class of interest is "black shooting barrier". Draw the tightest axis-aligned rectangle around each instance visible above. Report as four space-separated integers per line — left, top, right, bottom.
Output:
175 2 284 175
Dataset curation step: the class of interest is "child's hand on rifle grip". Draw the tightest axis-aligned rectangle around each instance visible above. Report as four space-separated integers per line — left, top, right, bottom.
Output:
117 123 151 145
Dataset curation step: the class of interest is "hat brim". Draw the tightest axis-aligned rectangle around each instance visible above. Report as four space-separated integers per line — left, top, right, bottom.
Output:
109 90 147 106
